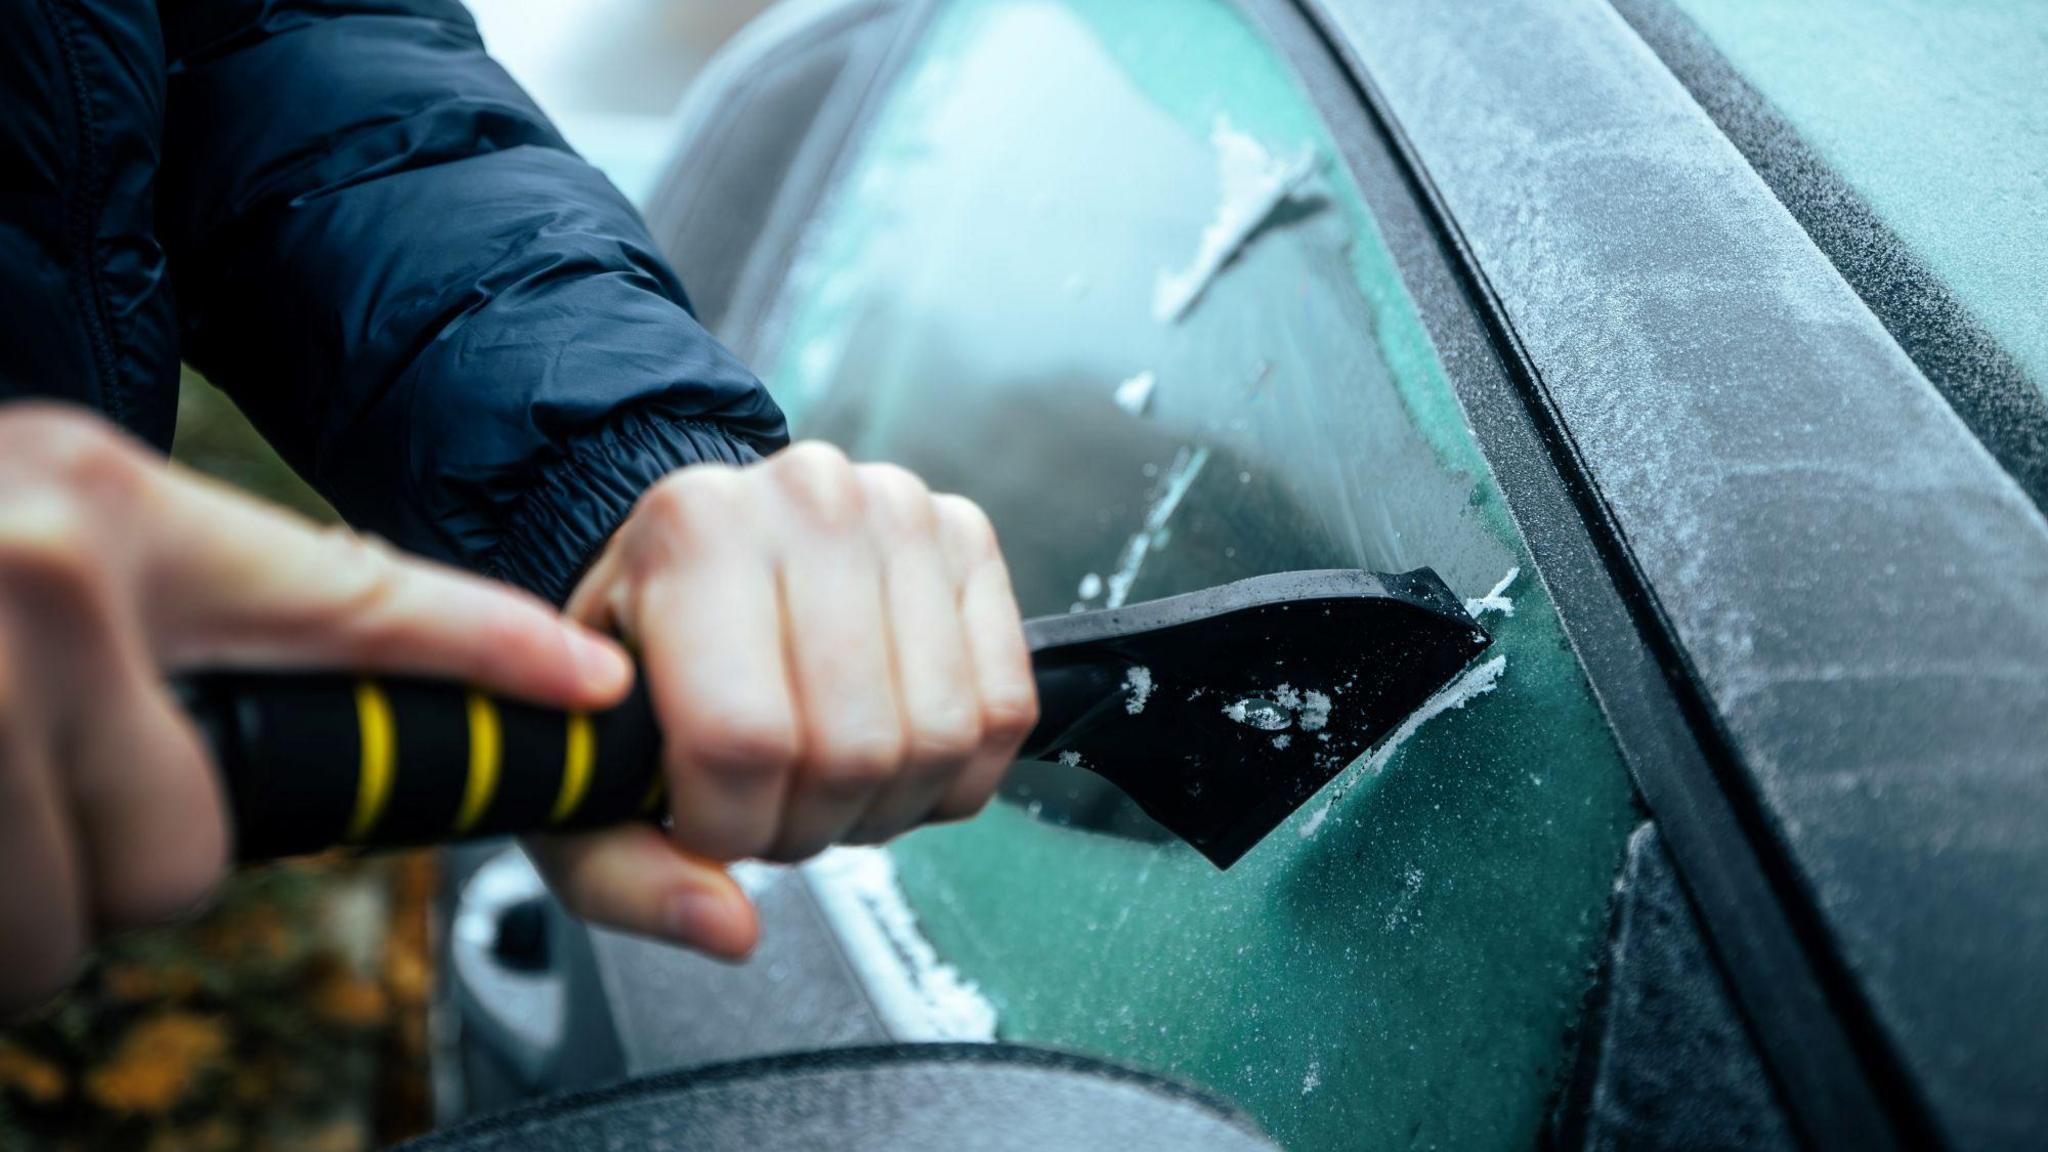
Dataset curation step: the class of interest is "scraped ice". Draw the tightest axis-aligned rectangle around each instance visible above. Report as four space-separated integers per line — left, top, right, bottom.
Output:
1298 690 1332 732
805 847 998 1041
1153 115 1320 322
1299 655 1508 838
1057 750 1084 769
1464 566 1520 620
1104 445 1211 608
1113 370 1157 416
1302 1060 1322 1096
1077 572 1103 601
1223 697 1293 731
1122 665 1155 715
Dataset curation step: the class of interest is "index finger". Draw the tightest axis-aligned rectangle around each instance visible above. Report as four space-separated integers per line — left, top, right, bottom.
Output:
139 463 631 710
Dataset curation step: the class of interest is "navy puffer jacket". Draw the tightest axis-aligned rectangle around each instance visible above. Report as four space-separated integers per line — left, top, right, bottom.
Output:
1 0 789 603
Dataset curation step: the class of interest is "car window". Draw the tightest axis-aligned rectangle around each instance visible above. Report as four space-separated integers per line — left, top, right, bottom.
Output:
762 0 1641 1147
1661 0 2048 397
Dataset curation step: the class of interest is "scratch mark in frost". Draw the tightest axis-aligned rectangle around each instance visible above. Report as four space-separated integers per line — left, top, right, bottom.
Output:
1154 116 1320 323
1105 445 1210 608
1299 655 1508 838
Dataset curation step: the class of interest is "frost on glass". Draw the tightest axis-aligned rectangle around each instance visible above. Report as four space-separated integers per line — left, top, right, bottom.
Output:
763 1 1640 1148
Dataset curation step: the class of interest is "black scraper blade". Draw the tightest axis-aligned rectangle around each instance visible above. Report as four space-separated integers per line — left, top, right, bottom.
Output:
1018 568 1492 868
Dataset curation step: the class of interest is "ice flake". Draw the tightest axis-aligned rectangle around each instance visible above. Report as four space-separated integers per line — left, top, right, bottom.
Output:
1298 690 1332 732
1154 116 1320 322
1123 665 1155 715
1464 566 1520 620
1223 698 1292 731
1113 370 1157 417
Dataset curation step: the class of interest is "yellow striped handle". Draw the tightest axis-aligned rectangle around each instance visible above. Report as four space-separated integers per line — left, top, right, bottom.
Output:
183 671 663 861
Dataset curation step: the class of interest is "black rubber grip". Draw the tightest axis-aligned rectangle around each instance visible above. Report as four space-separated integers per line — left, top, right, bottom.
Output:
176 672 663 861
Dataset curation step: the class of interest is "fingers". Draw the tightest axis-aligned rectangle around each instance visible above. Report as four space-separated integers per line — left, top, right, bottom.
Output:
0 618 88 1015
561 441 1038 880
61 654 227 930
140 463 630 709
845 467 981 843
762 446 903 861
0 522 223 1015
931 495 1039 821
525 826 758 960
608 472 798 862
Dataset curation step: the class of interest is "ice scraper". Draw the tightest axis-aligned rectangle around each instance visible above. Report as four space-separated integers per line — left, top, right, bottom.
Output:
179 568 1490 869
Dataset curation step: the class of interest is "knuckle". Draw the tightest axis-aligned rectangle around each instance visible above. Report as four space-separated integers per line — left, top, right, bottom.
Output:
772 441 861 526
630 471 738 564
0 501 114 628
936 495 1000 561
313 530 408 642
857 465 936 537
906 709 982 768
981 690 1041 745
805 730 903 795
686 715 802 780
642 469 734 530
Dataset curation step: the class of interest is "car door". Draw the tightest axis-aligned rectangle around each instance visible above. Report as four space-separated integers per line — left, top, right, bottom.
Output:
731 1 1645 1147
443 0 2048 1147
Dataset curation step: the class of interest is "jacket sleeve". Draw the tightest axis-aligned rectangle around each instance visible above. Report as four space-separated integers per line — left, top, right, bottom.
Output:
157 0 789 603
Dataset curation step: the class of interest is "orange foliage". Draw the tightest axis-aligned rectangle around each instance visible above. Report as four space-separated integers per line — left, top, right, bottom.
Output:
0 1039 68 1105
84 1013 230 1114
308 969 391 1031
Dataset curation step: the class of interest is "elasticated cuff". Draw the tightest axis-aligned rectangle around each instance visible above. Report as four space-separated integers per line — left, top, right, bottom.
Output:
482 406 777 605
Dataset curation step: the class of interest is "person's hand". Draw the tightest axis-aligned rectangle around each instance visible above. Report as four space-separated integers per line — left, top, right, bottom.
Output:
0 405 633 1014
532 442 1038 960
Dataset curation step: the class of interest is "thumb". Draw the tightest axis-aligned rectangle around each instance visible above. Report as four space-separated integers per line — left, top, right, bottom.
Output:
139 462 630 710
525 825 760 960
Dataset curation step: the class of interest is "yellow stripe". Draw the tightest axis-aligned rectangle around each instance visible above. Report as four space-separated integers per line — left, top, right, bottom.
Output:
638 769 667 817
454 692 501 834
551 712 595 825
346 681 396 842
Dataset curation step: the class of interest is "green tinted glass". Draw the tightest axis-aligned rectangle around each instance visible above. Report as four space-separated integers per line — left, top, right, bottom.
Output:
765 1 1640 1147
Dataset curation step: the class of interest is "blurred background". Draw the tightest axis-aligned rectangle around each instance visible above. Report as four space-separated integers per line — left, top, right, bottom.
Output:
0 3 770 1148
